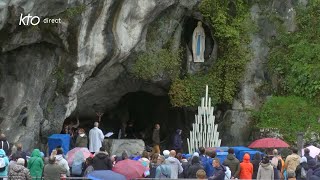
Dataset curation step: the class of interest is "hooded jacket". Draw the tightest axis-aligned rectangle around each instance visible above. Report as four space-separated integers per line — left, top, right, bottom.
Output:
257 162 274 180
223 154 240 178
187 156 204 178
165 156 183 179
239 153 253 180
209 165 226 180
55 154 70 176
27 149 44 179
8 164 32 180
285 153 301 173
252 153 261 179
0 149 9 177
92 152 112 170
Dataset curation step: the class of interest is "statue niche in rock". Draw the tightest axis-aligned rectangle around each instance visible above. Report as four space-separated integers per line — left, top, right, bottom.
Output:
192 21 205 62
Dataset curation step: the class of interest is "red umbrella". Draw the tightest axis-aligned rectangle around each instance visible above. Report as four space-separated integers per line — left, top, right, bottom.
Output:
248 138 290 148
112 159 146 180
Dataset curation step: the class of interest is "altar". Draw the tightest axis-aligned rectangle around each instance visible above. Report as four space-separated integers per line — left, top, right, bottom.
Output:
103 139 145 156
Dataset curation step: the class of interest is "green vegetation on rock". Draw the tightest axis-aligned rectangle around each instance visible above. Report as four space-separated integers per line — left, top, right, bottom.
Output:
268 1 320 103
254 96 320 144
169 0 251 107
254 1 320 145
132 46 182 80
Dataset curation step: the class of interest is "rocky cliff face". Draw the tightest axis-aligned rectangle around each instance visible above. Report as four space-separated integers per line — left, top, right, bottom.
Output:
0 0 199 151
0 0 303 151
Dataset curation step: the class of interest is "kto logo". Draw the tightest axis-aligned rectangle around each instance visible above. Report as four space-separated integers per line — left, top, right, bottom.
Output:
19 14 40 26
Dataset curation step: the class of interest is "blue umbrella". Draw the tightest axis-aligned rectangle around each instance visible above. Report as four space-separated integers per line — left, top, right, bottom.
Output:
87 170 126 180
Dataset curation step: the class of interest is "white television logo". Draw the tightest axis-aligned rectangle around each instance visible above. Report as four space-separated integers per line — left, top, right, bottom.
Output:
19 14 40 26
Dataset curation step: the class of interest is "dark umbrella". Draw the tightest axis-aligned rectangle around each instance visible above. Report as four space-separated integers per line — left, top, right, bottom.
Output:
87 170 126 180
248 138 289 148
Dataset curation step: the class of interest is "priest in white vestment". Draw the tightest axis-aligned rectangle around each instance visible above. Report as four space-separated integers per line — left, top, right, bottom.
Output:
89 122 105 153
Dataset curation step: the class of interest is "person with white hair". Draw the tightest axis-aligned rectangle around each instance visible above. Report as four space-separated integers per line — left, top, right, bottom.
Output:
89 122 105 153
8 158 31 180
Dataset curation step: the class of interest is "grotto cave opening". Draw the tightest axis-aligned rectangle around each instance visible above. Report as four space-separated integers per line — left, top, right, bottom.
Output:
65 91 197 151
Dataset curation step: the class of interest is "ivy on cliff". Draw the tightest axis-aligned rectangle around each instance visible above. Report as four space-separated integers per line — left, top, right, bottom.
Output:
254 1 320 145
253 96 320 144
268 0 320 103
169 0 251 107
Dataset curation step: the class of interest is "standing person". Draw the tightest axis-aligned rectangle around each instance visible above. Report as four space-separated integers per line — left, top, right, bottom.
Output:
303 148 313 162
27 149 44 180
173 129 183 153
187 156 204 178
152 124 161 154
199 147 208 167
155 155 171 179
12 143 27 167
92 147 112 170
239 153 253 180
149 153 159 178
271 149 282 180
43 157 67 180
89 122 104 153
75 128 88 148
208 158 226 180
205 151 217 177
83 157 94 177
257 156 274 180
252 152 262 179
196 169 206 180
8 158 31 180
165 150 183 179
54 148 70 177
285 148 301 179
0 134 10 156
295 156 308 180
0 149 9 180
125 121 136 139
223 148 240 179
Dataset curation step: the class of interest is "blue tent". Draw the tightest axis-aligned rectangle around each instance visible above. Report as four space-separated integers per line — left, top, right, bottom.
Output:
216 152 228 164
232 146 254 159
48 134 70 155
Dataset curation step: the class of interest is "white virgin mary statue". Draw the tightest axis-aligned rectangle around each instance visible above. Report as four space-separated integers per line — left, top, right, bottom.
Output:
192 21 205 62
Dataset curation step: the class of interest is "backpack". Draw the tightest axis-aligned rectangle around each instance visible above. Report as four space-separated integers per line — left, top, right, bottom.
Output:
0 156 6 172
72 162 83 176
301 167 307 178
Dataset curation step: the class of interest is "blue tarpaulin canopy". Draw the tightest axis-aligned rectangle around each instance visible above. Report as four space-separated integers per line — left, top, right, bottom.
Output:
48 134 70 155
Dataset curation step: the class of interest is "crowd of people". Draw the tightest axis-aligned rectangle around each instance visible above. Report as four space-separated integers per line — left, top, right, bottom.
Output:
2 120 320 180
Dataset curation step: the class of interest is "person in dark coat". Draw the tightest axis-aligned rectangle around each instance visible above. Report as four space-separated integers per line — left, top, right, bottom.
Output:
252 152 261 179
12 143 27 167
172 129 183 153
304 148 314 162
296 156 308 180
209 158 226 180
92 147 112 170
187 156 204 178
308 166 320 180
75 128 88 148
0 134 10 156
223 148 240 179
